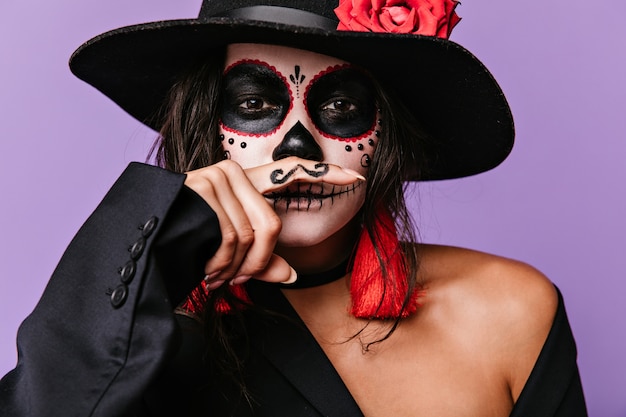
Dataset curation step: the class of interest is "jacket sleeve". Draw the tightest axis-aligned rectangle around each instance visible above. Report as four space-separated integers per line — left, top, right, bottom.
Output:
509 288 588 417
0 162 221 417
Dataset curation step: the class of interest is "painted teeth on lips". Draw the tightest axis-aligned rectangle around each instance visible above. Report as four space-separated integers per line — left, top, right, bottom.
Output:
265 182 323 197
286 183 322 194
264 182 362 200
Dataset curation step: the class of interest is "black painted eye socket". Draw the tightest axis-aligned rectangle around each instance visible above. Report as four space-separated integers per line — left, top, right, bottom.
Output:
306 69 377 138
221 63 290 134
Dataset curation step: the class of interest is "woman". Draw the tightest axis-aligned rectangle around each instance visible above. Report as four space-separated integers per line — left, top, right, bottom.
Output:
0 1 586 416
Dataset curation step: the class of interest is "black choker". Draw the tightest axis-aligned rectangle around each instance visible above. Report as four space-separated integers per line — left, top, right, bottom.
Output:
279 257 351 289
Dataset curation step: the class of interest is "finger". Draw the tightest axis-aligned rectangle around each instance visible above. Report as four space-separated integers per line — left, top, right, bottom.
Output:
189 160 282 280
228 212 282 280
217 162 283 278
230 254 296 286
244 156 366 195
186 168 250 278
255 254 297 284
208 171 267 280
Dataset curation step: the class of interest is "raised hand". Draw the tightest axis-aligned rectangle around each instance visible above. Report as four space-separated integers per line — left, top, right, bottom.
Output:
184 157 364 289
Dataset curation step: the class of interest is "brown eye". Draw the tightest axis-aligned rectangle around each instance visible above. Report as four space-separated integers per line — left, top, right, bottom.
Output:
240 98 266 110
307 68 376 138
322 99 356 112
221 63 290 134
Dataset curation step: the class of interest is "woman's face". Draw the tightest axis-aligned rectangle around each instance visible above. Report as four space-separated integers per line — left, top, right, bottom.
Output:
220 44 381 249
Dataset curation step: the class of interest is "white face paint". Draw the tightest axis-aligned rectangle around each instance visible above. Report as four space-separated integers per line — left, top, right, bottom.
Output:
221 44 381 250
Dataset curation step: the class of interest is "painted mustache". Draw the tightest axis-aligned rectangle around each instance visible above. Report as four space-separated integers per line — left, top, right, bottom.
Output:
270 163 329 185
264 182 362 211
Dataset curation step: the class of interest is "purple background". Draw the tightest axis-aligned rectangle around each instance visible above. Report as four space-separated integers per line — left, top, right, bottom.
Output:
1 1 624 415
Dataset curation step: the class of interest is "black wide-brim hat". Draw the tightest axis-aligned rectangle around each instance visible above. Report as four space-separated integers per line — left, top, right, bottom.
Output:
70 0 514 181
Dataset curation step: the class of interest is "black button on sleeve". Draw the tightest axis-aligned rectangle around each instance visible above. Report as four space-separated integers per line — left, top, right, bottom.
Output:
141 216 158 237
110 284 129 308
119 260 136 284
129 237 146 260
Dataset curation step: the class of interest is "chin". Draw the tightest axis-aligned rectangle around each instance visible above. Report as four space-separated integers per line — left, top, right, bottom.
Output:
276 227 336 248
275 210 361 249
269 187 364 254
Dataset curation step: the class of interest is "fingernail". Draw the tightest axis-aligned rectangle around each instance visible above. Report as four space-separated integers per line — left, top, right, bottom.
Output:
205 279 225 290
341 168 366 181
204 271 222 281
230 275 252 286
283 267 298 284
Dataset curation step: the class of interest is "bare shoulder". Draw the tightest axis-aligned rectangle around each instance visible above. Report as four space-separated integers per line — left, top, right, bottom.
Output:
416 243 557 311
415 243 558 399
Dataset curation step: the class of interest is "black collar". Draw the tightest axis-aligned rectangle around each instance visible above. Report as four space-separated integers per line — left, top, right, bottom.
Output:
278 257 350 289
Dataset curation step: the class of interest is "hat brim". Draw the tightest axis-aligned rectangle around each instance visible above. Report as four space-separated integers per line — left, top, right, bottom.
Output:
70 17 514 181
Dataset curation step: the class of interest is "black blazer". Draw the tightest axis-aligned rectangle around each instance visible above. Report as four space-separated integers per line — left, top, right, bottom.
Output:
0 163 587 416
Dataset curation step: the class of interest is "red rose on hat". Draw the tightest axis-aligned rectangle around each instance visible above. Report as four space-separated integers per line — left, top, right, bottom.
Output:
335 0 461 39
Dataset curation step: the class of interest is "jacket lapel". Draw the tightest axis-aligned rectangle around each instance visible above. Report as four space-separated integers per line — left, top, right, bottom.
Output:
246 281 364 417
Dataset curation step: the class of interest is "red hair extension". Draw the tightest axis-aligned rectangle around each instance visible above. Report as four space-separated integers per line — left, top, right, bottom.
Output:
350 207 419 319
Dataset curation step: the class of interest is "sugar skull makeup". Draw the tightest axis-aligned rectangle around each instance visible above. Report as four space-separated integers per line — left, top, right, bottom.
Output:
221 63 377 140
220 44 380 166
220 44 382 247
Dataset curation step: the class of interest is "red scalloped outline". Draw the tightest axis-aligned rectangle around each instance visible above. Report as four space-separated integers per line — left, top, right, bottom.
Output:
303 64 377 142
221 59 294 138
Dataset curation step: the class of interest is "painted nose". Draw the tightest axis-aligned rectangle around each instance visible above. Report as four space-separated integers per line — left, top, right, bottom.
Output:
272 121 323 161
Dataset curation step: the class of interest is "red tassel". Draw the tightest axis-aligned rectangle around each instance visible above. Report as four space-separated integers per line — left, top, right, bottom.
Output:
180 280 251 315
350 208 419 319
